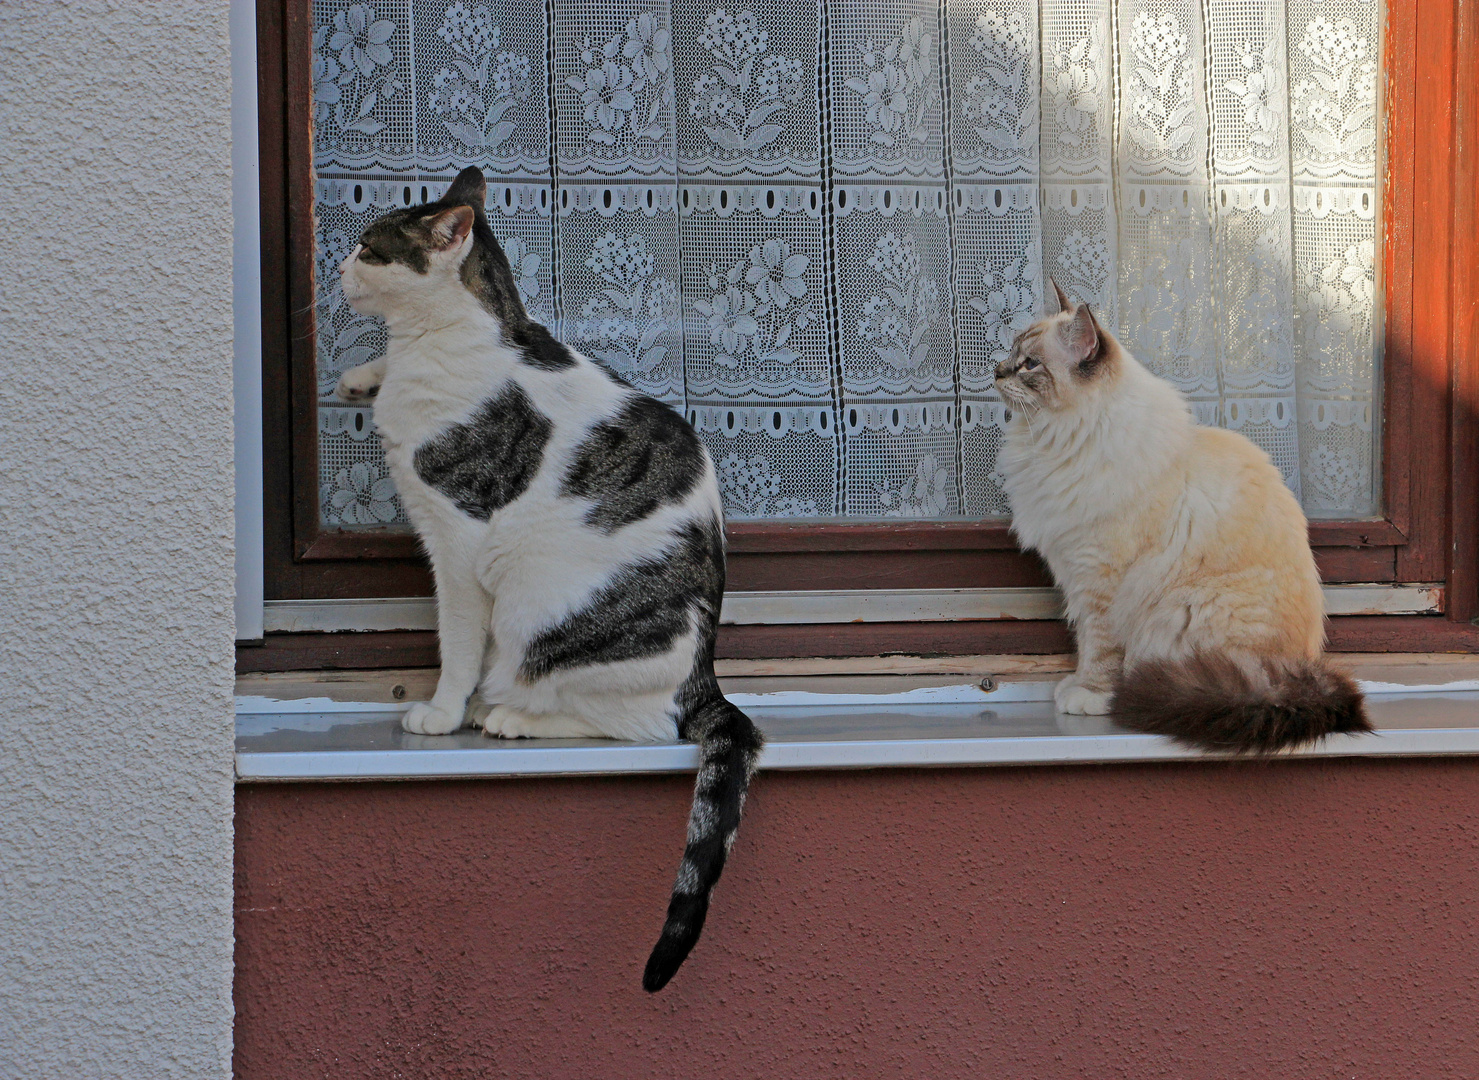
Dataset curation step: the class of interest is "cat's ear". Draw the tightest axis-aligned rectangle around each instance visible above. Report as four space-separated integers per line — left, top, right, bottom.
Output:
426 205 474 251
1063 301 1104 369
442 166 487 209
1045 277 1072 316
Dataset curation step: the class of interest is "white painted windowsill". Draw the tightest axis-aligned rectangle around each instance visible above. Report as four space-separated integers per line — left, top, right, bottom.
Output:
237 676 1479 781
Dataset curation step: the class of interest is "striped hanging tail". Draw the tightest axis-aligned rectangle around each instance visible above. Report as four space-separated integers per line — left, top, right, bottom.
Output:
642 692 763 992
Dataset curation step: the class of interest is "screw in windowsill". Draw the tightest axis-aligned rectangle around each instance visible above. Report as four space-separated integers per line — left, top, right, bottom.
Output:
979 676 997 693
391 684 406 700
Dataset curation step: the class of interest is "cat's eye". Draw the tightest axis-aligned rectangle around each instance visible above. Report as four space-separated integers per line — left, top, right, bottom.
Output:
1021 357 1041 371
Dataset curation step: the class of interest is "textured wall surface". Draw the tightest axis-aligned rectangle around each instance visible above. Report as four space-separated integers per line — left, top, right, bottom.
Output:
0 4 237 1077
237 761 1479 1079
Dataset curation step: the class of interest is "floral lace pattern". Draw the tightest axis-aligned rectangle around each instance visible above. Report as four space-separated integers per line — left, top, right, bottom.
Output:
693 239 816 369
1047 29 1101 151
686 9 803 154
855 232 942 371
571 233 680 374
969 254 1041 366
428 3 535 150
844 16 939 151
877 452 951 517
321 461 400 525
960 9 1038 164
1124 10 1198 164
311 0 1383 523
717 453 820 516
1291 15 1376 171
313 5 406 144
565 14 675 152
1299 238 1372 362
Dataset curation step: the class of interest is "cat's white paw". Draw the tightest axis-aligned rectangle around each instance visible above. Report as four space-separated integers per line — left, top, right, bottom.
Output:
483 704 537 739
483 705 601 739
336 365 383 401
401 703 463 735
1055 681 1114 715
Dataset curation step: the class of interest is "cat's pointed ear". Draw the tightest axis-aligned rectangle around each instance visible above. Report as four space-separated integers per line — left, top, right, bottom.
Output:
1046 277 1072 316
426 205 474 251
1047 275 1070 313
442 166 487 209
1063 301 1103 367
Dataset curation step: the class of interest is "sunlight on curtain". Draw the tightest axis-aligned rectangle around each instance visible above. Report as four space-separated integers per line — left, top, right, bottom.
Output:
312 0 1380 526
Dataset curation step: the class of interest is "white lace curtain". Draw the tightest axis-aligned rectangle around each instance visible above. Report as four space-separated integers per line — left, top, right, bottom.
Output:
312 0 1381 526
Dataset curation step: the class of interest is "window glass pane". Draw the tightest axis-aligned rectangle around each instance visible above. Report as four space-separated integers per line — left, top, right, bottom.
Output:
310 0 1381 526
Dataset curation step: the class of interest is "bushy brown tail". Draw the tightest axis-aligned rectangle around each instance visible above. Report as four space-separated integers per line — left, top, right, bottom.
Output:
1112 653 1370 753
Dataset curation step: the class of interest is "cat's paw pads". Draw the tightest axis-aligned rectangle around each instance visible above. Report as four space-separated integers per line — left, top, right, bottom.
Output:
402 703 462 735
336 368 382 401
1055 683 1114 715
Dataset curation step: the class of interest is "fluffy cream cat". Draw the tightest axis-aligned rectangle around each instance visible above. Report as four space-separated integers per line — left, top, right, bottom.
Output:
995 281 1369 753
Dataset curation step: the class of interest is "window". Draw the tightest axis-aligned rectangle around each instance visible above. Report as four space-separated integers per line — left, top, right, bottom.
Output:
247 0 1479 667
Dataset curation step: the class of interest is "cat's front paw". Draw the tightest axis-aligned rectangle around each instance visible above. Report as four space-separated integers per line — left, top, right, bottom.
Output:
1054 680 1114 715
336 365 383 401
402 703 463 735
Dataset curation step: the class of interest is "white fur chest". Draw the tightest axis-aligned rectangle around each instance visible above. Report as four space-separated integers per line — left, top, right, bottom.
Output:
371 330 509 450
999 381 1192 562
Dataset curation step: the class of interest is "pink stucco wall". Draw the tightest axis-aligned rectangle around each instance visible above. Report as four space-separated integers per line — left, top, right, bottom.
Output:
235 760 1479 1078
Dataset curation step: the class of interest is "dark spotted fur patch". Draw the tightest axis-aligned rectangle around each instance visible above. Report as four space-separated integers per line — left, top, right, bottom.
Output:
412 383 551 520
562 397 707 532
356 214 431 273
519 518 724 681
505 320 577 371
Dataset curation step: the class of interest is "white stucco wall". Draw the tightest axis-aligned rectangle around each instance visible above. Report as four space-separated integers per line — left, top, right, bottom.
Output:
0 4 237 1077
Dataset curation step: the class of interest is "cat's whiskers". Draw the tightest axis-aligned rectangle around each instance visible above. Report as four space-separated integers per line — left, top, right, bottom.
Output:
1002 383 1044 443
1021 400 1043 443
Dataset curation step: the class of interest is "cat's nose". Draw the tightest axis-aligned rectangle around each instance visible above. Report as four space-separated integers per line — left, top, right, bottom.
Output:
995 360 1013 380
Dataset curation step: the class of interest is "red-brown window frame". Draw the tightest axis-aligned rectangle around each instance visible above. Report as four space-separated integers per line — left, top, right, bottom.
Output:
246 0 1478 671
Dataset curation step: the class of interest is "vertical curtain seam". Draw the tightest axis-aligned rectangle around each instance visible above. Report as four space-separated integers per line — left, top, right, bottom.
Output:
544 0 563 337
938 0 966 515
817 0 850 516
1200 0 1227 420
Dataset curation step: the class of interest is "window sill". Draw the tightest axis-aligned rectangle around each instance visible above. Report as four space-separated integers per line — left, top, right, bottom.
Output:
237 658 1479 781
259 584 1445 633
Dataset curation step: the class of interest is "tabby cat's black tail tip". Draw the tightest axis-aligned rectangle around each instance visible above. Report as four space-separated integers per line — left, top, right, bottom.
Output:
642 895 709 993
641 950 678 994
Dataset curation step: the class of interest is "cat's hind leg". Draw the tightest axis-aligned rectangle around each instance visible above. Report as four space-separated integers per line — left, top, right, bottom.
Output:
464 698 494 729
483 705 608 740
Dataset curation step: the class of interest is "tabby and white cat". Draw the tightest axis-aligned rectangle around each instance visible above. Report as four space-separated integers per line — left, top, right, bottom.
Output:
995 281 1369 752
334 167 762 992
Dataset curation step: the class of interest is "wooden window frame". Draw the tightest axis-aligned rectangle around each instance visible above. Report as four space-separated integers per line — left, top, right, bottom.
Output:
246 0 1478 670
